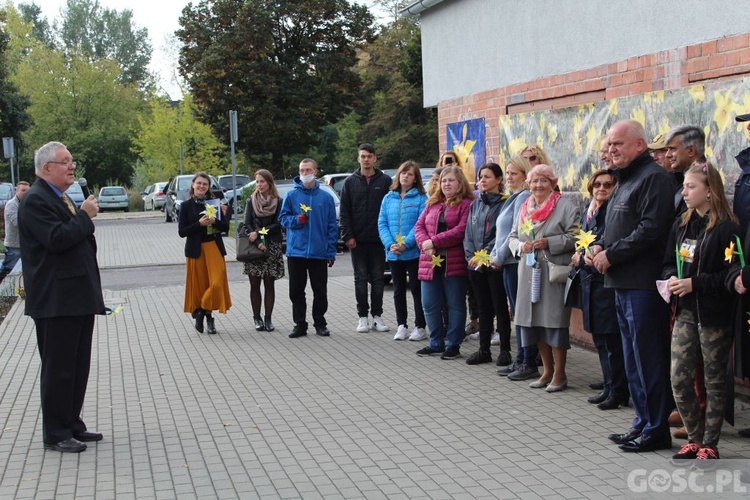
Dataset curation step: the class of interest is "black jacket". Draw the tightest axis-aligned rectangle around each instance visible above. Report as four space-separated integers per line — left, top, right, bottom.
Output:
733 146 750 230
18 179 105 319
243 197 282 243
339 168 391 244
602 151 676 290
662 213 740 327
178 197 230 258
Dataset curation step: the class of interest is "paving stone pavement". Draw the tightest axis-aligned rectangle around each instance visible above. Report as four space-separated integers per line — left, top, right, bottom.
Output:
0 213 749 499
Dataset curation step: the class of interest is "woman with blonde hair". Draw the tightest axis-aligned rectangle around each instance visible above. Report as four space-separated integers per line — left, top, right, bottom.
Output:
414 167 475 360
521 145 552 167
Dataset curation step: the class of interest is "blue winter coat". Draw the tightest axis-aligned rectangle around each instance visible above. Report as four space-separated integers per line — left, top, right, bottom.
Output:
279 177 338 261
378 188 427 261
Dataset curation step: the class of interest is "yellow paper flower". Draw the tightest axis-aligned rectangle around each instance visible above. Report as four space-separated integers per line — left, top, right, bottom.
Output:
395 234 405 245
679 248 689 259
725 241 736 263
300 203 312 213
472 249 492 268
201 203 218 219
430 254 444 269
519 218 534 236
575 230 597 252
258 227 269 236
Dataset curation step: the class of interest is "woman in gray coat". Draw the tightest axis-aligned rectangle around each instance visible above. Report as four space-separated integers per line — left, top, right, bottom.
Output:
508 164 579 392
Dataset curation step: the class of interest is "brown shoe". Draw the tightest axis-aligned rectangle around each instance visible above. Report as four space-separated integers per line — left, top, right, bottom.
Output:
672 426 688 439
668 411 683 428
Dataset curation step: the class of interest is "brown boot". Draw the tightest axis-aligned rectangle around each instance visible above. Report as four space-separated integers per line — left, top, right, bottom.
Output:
672 426 688 439
668 410 683 428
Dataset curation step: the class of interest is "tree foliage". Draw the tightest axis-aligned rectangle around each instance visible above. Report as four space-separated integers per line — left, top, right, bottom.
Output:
18 2 55 49
132 96 227 182
177 0 376 175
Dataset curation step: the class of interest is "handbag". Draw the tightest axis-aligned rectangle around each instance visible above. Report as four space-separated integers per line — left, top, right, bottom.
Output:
542 251 571 284
236 223 267 262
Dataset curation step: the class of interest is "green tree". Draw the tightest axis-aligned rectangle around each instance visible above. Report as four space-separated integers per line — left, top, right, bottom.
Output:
132 96 227 181
177 0 375 176
18 2 55 49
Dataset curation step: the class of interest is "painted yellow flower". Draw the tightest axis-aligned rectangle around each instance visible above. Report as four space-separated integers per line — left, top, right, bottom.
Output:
518 113 527 124
725 241 736 263
586 103 595 113
689 85 706 103
300 203 312 213
539 114 546 132
201 203 218 219
714 90 734 135
574 135 583 155
430 254 444 269
658 119 671 136
608 99 619 116
546 123 558 144
508 137 528 155
575 230 597 252
644 91 665 104
565 163 576 188
519 218 534 236
395 234 405 245
630 108 645 127
579 175 591 199
585 125 598 153
499 115 513 130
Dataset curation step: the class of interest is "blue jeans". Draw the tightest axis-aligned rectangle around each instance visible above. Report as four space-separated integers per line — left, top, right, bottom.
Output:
615 289 671 437
421 271 468 350
0 246 20 281
503 263 538 366
351 243 385 317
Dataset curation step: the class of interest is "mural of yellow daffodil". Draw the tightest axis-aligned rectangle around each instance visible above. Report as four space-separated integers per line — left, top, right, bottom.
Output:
714 90 735 135
689 85 706 103
453 123 477 184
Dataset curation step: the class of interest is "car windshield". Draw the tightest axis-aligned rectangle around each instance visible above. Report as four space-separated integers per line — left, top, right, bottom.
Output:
101 187 125 196
178 177 192 191
65 184 82 195
0 185 13 198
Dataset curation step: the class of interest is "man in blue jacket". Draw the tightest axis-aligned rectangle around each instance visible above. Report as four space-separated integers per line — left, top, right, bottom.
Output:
279 159 338 338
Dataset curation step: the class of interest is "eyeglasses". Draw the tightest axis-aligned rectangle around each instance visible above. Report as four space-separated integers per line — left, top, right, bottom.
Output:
593 182 613 188
47 160 77 168
523 155 538 162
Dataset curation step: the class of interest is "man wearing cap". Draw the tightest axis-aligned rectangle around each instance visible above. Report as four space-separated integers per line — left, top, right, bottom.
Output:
733 113 750 230
665 125 706 216
647 134 670 171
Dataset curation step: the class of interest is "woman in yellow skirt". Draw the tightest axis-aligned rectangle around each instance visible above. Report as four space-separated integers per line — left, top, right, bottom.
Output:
179 173 232 334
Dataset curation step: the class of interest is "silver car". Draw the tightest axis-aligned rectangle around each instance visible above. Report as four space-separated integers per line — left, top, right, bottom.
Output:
98 186 130 212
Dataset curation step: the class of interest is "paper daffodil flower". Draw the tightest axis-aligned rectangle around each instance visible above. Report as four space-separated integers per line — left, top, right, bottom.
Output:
299 203 312 213
471 249 492 268
395 234 406 246
106 304 124 319
200 203 218 219
575 229 597 252
519 218 534 236
258 227 269 236
430 254 444 268
725 241 737 263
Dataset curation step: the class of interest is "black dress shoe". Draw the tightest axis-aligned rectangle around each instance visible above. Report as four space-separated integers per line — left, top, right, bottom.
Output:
264 316 275 332
589 381 605 391
74 431 103 442
44 438 87 453
587 391 608 404
315 326 330 337
608 428 642 444
289 324 307 338
618 434 672 453
598 396 629 411
206 315 217 334
253 316 265 331
194 309 205 333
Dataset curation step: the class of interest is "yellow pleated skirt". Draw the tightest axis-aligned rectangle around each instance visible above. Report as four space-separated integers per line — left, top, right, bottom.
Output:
183 241 232 314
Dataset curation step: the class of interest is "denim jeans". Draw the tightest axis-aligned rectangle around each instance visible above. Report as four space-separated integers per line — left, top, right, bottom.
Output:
421 270 468 350
350 243 385 317
615 289 671 437
390 259 425 328
503 263 538 366
0 246 20 281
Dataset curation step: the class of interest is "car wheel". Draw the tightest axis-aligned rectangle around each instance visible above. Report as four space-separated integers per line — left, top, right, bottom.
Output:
165 207 173 222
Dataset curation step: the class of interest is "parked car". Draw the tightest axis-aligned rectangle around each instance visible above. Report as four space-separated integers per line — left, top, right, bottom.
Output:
224 180 256 213
142 181 168 211
98 186 130 212
163 174 224 223
64 182 86 208
217 174 251 192
0 183 14 209
321 173 351 195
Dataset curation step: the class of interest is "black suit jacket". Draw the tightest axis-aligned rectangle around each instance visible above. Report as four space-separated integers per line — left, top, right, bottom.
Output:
18 179 105 319
178 198 230 258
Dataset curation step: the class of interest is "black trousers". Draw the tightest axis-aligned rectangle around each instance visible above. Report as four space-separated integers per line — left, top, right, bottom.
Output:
287 257 328 328
468 269 511 352
35 315 95 444
390 259 425 329
350 243 385 317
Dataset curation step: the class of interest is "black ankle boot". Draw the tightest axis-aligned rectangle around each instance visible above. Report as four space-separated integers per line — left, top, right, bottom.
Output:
193 309 205 333
253 316 265 331
206 314 217 334
264 316 275 331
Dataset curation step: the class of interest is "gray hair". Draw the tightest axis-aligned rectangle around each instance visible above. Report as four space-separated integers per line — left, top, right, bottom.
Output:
665 125 705 159
34 141 67 175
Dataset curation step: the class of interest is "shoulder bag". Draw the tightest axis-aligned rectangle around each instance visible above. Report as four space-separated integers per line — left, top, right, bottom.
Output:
236 223 267 262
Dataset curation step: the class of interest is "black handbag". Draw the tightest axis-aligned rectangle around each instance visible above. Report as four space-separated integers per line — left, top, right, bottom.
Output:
236 223 267 262
564 268 582 309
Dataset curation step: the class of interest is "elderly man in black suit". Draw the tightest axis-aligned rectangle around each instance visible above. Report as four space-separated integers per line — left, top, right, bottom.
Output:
19 141 105 453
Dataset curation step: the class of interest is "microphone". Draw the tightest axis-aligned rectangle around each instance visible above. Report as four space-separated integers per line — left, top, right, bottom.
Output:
78 178 91 198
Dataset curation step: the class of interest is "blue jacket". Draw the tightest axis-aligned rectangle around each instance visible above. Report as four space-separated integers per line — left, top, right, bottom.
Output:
491 190 531 267
378 188 427 261
279 177 338 261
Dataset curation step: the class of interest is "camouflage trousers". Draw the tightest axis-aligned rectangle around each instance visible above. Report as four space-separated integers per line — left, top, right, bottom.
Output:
670 309 732 447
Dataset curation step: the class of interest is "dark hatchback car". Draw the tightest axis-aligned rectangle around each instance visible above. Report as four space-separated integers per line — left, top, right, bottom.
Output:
163 174 224 222
217 174 251 192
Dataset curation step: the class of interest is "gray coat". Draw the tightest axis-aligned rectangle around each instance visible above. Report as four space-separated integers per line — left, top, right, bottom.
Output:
508 196 579 328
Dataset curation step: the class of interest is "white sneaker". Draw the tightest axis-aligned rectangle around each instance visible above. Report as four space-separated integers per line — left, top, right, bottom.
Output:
409 327 428 341
372 316 390 332
356 317 370 332
393 325 408 341
490 332 501 345
468 332 480 340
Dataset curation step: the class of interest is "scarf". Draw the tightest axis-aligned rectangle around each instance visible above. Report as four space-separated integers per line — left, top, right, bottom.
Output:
519 190 561 230
586 199 603 224
251 190 278 217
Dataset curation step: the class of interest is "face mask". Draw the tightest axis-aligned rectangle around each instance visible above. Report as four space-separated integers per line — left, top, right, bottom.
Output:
300 174 315 184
